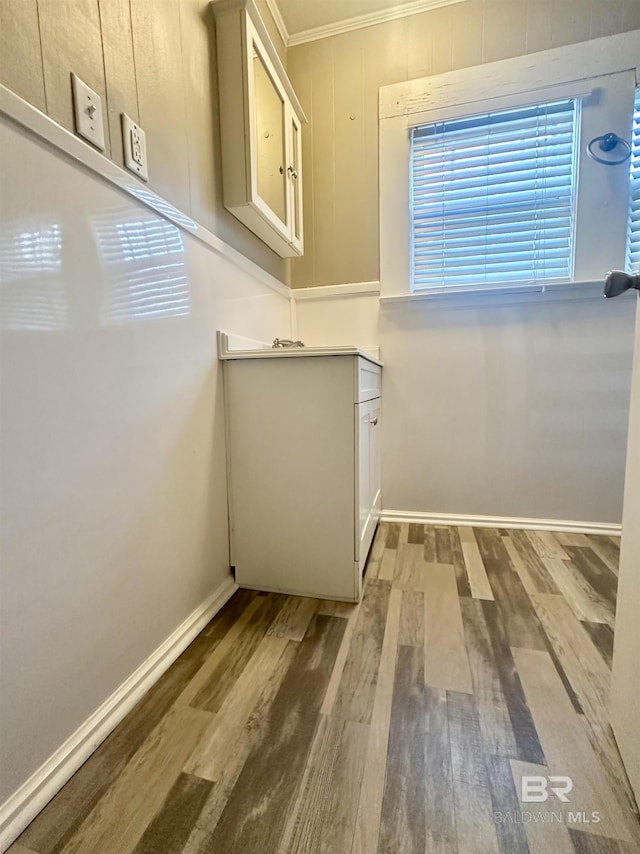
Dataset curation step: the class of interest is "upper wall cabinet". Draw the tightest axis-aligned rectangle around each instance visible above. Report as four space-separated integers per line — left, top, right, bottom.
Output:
211 0 306 257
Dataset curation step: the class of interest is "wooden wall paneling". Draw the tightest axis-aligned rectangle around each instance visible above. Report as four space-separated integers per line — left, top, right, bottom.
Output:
451 0 484 72
307 38 335 286
202 615 346 854
428 5 455 76
332 30 367 286
423 563 473 693
551 0 592 47
447 690 501 854
59 705 213 854
177 0 219 234
287 44 314 287
37 0 107 145
0 0 46 112
350 587 401 854
378 645 426 854
97 0 138 166
460 598 518 757
483 0 528 64
404 11 434 80
525 0 554 53
130 0 191 214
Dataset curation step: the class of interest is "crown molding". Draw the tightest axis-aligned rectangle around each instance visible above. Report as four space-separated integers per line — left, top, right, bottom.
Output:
285 0 465 47
263 0 290 47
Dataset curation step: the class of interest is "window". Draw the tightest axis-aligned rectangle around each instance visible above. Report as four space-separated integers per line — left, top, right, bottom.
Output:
379 35 640 300
627 89 640 273
410 100 578 291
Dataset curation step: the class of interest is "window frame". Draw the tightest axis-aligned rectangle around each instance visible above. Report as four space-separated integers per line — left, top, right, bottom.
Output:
379 33 640 301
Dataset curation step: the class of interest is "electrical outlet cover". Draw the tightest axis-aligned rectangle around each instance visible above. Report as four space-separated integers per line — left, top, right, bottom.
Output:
122 114 148 182
71 73 105 151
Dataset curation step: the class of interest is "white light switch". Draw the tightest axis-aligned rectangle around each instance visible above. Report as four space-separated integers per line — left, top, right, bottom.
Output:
121 114 148 181
71 73 105 151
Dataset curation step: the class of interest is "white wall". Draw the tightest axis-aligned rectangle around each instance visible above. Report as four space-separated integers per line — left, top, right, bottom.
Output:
379 292 636 524
294 287 636 525
0 106 290 812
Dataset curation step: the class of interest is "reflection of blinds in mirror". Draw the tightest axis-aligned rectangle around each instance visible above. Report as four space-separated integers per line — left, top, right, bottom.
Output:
93 213 191 322
0 224 68 331
627 89 640 272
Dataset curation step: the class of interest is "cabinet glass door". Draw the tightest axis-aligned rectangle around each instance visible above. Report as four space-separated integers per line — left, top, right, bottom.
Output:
252 42 287 225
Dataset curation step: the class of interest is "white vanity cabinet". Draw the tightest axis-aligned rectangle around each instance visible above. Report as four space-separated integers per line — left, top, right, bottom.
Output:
223 352 382 602
211 0 306 257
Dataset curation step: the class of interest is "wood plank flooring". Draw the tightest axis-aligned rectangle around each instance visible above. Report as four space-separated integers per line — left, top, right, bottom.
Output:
11 525 640 854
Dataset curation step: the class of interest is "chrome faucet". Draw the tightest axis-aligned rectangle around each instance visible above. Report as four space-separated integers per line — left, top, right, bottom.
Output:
272 338 305 348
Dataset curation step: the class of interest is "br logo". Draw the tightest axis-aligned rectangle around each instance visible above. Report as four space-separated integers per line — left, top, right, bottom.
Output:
521 775 573 803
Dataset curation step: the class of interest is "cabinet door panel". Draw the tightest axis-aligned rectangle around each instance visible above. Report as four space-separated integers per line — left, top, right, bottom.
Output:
251 40 287 225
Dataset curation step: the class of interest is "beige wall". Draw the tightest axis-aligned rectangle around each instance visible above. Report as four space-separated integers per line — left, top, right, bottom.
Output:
0 0 288 281
287 0 640 288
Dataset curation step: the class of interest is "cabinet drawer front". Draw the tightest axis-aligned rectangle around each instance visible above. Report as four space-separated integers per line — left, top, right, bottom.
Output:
357 358 382 402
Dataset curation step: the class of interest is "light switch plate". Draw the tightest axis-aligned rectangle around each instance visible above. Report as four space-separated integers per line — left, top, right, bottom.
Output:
71 73 105 151
121 113 148 182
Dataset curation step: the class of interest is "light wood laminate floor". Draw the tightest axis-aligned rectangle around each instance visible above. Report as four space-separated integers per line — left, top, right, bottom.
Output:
10 524 640 854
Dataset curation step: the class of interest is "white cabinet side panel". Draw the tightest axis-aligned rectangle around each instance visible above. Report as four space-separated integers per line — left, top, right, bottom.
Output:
226 357 356 599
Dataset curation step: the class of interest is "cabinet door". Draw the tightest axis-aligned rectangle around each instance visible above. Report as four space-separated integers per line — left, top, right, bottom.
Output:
248 24 288 232
369 399 382 519
287 108 303 254
356 398 381 564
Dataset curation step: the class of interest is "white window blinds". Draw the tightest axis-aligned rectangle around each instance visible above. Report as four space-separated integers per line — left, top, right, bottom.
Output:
410 100 578 291
627 89 640 273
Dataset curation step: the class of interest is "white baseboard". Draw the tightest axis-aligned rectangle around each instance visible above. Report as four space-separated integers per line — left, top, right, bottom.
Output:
0 576 238 853
380 510 621 536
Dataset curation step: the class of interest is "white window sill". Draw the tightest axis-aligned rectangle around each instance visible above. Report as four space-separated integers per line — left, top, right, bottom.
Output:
378 279 621 308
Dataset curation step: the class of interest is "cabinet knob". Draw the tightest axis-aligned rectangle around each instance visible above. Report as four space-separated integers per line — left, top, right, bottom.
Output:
287 165 298 179
370 416 378 426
